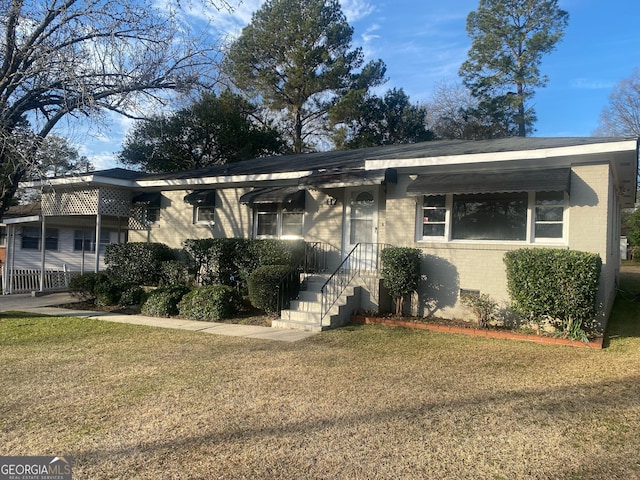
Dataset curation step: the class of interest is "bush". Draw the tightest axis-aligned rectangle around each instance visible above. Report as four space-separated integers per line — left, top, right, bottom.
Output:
104 242 176 286
380 247 422 316
93 276 125 306
119 285 147 306
182 238 305 292
69 272 108 301
460 293 498 329
159 260 192 287
504 248 602 338
247 264 297 315
178 285 242 321
142 286 191 317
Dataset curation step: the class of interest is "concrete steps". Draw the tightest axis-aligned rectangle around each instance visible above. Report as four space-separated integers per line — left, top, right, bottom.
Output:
273 275 361 332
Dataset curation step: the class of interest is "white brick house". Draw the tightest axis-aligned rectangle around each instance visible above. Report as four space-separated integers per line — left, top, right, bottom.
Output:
4 137 638 330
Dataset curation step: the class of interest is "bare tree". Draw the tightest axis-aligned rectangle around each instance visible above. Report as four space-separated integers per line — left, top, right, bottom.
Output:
0 0 226 217
595 69 640 137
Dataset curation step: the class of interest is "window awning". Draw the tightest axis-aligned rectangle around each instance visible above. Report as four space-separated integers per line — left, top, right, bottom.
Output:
239 187 306 208
407 168 571 196
300 168 397 188
132 192 162 207
184 190 216 206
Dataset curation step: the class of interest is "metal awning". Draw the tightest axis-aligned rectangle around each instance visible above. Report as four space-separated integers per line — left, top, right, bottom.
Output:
407 168 571 196
184 190 216 206
132 192 162 207
239 187 306 208
300 168 397 188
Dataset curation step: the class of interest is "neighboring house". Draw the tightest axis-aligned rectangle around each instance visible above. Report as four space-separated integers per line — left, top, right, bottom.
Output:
4 137 638 332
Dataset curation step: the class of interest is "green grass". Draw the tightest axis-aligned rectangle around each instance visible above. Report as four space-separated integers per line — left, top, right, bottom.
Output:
2 266 640 479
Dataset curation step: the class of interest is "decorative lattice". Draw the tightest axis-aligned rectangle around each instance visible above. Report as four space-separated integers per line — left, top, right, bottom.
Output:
98 188 132 216
128 206 150 230
41 187 132 217
42 188 100 216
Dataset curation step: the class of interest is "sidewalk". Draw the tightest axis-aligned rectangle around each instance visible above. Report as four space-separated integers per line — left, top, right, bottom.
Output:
0 292 317 342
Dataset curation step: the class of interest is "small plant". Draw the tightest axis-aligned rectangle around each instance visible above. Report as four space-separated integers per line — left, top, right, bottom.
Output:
460 293 498 329
178 285 242 321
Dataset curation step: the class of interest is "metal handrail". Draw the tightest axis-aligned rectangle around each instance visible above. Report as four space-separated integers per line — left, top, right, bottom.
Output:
276 241 331 315
319 243 389 324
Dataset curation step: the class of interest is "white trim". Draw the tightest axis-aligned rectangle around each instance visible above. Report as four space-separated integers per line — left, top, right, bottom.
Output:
3 215 41 225
365 140 639 171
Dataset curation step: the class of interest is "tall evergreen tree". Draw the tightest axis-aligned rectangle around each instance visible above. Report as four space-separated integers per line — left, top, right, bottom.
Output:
459 0 569 137
223 0 386 153
330 88 433 149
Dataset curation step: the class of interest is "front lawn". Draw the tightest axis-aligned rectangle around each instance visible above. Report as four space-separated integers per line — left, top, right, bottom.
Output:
1 269 640 479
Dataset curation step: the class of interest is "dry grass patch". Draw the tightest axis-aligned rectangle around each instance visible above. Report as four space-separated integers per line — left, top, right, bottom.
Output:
2 267 640 479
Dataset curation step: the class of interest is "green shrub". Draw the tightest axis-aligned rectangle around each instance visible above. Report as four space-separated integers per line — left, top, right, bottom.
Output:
460 293 498 329
504 248 602 338
247 265 297 315
159 260 192 287
118 285 147 306
104 242 176 286
178 285 242 321
380 247 422 316
69 272 108 301
94 276 125 306
142 286 191 317
182 238 305 292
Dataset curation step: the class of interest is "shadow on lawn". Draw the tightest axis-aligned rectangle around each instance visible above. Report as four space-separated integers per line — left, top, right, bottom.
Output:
603 265 640 347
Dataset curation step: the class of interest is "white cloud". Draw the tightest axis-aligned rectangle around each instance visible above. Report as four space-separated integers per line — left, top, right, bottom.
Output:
570 78 616 90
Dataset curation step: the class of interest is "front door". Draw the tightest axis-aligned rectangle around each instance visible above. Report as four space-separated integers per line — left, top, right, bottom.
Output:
344 187 378 270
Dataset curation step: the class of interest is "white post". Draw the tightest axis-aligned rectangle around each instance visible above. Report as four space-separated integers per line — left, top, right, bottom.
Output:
95 214 102 273
40 216 46 292
8 224 15 294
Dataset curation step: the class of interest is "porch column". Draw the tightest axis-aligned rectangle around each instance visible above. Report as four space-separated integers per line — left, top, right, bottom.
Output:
95 214 102 273
6 224 15 294
39 215 46 292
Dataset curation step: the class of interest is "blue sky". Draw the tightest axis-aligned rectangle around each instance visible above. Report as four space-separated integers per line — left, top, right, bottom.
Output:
75 0 640 170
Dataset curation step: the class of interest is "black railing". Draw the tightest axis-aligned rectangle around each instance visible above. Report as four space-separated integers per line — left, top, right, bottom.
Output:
276 242 333 314
319 243 389 324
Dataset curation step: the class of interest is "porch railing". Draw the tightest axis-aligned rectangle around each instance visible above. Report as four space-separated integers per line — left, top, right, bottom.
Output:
319 243 390 324
2 265 76 295
276 242 334 314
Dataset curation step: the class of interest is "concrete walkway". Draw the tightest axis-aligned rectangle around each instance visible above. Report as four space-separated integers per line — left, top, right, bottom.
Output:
0 292 318 342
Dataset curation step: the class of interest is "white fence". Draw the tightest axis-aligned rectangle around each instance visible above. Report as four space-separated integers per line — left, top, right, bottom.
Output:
1 266 75 294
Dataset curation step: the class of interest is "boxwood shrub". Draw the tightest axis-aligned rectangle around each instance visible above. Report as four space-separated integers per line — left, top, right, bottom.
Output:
178 285 242 321
504 248 602 338
69 272 108 301
141 285 191 317
247 264 297 315
104 242 176 286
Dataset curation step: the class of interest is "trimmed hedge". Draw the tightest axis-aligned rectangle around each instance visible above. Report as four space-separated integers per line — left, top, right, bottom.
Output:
104 242 176 286
247 265 297 315
178 285 242 321
141 285 191 317
380 247 422 316
183 238 305 291
504 248 602 337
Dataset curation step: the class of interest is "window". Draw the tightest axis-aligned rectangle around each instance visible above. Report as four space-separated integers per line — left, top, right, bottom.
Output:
21 227 58 250
74 229 114 252
534 191 564 239
418 191 566 243
144 207 160 224
452 193 528 241
255 205 304 239
195 206 215 224
421 195 447 237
